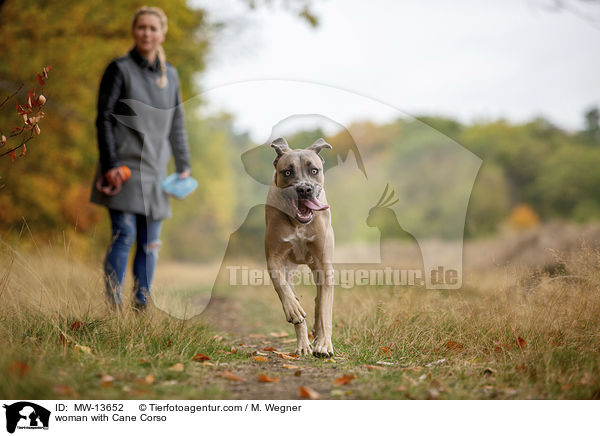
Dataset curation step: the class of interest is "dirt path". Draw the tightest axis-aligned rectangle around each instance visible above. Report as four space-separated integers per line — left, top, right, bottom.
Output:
196 296 357 400
212 335 352 400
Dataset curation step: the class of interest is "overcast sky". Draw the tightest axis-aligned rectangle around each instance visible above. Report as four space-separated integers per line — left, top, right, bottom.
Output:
192 0 600 141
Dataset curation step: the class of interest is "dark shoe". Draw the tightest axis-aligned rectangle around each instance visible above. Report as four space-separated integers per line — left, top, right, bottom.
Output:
132 300 147 313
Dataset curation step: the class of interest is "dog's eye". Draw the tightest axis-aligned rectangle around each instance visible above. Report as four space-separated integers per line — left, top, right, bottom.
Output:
311 168 319 175
284 170 292 177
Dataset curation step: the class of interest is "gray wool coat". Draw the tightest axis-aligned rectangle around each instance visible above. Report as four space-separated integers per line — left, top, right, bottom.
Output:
90 48 191 221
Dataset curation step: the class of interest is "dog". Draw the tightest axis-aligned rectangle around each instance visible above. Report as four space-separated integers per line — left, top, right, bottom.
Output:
265 137 335 357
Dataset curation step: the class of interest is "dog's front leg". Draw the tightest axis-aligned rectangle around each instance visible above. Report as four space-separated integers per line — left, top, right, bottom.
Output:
268 259 306 325
311 262 334 357
294 321 312 356
268 260 311 355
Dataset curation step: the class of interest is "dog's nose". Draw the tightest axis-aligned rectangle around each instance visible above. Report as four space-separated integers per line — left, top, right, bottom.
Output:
296 185 313 198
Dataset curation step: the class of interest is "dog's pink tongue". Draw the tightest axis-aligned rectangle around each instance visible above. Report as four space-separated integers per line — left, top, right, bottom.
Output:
301 197 329 211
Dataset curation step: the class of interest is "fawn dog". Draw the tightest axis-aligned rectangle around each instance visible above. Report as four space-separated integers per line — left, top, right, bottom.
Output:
265 137 335 357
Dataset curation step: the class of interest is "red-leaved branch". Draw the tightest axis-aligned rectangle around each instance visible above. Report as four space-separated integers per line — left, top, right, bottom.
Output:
0 65 52 162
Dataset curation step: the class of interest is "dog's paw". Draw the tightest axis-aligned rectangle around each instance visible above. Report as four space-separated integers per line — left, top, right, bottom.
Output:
295 340 313 356
312 336 334 358
282 298 306 324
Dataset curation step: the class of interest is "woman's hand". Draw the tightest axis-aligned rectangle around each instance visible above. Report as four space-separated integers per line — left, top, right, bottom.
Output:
96 167 123 196
105 168 124 189
178 169 190 179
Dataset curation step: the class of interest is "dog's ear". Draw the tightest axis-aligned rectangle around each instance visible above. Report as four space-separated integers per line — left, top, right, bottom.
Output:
271 137 291 167
308 138 332 155
308 138 332 163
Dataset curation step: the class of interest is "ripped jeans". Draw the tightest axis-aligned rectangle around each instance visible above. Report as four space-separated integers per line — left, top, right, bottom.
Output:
104 208 162 307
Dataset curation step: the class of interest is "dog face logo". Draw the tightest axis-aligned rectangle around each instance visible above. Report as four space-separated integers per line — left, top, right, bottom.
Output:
3 402 50 433
270 137 332 225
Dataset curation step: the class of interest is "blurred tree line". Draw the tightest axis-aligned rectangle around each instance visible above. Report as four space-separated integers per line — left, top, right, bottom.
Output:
1 1 598 260
0 0 314 257
315 112 600 240
376 111 600 238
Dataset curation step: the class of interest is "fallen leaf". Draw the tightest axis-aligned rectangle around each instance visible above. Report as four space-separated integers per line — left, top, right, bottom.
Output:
333 374 356 386
8 361 30 377
192 353 211 362
282 338 296 343
144 374 156 385
269 331 289 338
277 353 297 360
135 375 155 386
364 364 385 371
299 386 320 399
101 374 114 388
516 364 527 373
231 347 238 354
426 388 440 400
294 370 302 377
168 363 184 372
70 321 83 331
380 346 392 356
513 336 527 349
248 334 265 338
263 347 277 352
73 344 92 354
213 335 224 341
217 370 245 382
202 361 214 366
53 385 77 396
445 340 463 351
282 364 299 369
252 356 268 362
258 373 279 383
165 340 173 347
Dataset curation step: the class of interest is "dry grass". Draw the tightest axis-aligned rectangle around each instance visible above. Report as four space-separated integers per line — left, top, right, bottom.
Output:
1 227 600 399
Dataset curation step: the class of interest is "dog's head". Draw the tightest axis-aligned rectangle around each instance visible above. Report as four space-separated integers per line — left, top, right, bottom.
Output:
271 137 332 224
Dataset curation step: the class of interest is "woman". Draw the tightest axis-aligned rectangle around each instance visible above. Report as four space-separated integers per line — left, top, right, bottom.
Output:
91 6 191 311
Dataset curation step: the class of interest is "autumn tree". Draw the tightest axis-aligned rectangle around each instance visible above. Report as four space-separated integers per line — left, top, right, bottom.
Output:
0 1 210 236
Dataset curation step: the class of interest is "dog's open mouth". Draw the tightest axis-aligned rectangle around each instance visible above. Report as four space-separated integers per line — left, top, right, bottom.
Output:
288 197 329 224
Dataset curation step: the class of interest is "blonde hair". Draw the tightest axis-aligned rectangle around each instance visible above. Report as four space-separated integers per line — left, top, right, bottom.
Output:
132 6 168 88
